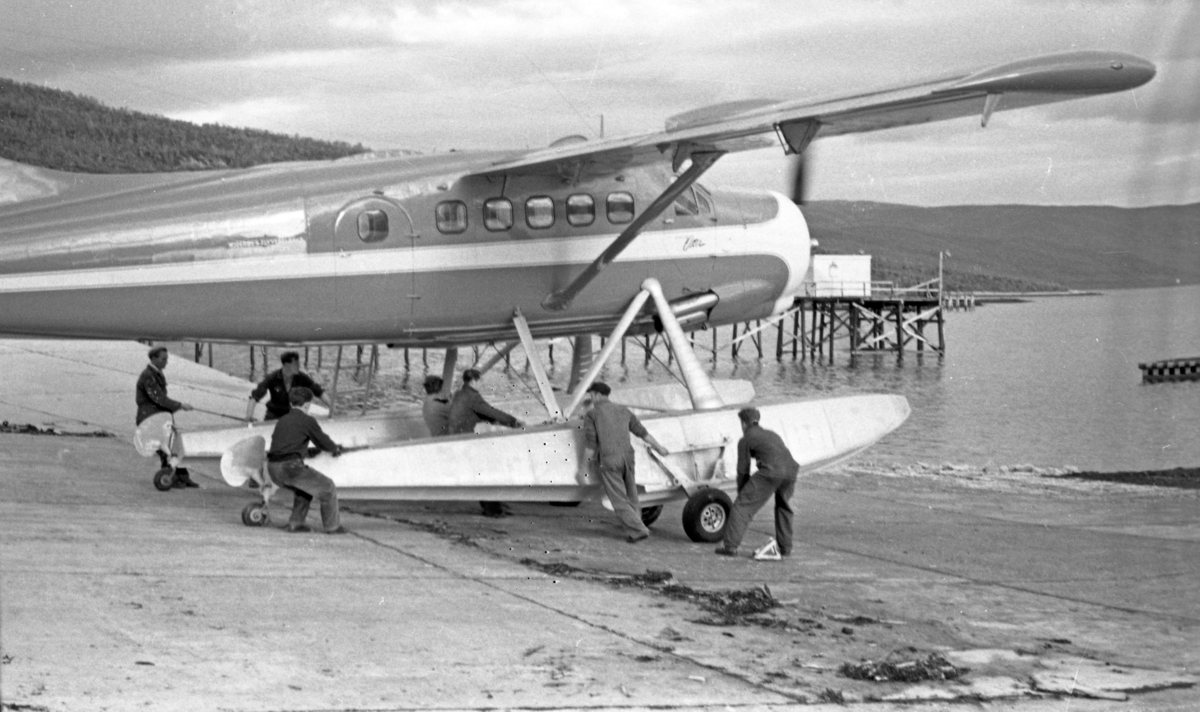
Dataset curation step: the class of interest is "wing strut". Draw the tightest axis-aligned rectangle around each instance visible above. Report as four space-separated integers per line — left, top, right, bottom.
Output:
541 148 725 312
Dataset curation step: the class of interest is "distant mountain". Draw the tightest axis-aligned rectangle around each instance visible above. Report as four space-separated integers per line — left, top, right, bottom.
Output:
803 200 1200 291
0 78 369 172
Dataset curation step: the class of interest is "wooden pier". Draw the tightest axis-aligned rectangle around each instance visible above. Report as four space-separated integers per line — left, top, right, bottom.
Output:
1138 357 1200 384
709 278 947 364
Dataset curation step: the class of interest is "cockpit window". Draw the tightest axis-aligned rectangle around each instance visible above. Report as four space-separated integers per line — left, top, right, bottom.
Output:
435 200 468 234
674 187 699 216
484 198 513 231
694 183 714 216
357 210 389 242
566 194 595 226
525 196 555 229
606 192 634 224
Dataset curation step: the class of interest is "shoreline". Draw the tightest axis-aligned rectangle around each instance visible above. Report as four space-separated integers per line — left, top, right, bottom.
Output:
840 460 1200 490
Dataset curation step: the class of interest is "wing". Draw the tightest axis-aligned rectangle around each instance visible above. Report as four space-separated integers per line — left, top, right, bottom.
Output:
471 50 1156 178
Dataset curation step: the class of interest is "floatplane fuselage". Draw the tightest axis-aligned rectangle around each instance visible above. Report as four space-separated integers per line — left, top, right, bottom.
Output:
0 154 808 345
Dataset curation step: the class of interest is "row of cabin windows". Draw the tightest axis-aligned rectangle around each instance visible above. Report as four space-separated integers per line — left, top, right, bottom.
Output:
354 186 714 243
433 192 635 236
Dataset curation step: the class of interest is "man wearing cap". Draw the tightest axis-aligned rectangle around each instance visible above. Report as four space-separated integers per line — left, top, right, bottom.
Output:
135 345 198 487
715 407 800 557
421 375 452 438
246 350 329 422
266 386 348 534
447 368 524 517
580 381 669 543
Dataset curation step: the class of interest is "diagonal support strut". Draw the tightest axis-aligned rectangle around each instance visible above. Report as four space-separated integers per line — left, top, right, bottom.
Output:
541 148 724 312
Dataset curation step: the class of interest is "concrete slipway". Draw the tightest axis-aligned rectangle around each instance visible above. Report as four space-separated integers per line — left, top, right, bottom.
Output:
1 338 1198 711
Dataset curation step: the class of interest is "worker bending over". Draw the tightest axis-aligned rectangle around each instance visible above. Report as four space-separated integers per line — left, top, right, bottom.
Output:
266 387 347 534
715 407 800 558
447 368 523 517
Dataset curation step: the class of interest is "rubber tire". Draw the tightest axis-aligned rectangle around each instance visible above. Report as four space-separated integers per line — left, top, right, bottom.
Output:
681 488 733 543
153 467 176 492
640 505 664 527
241 503 269 527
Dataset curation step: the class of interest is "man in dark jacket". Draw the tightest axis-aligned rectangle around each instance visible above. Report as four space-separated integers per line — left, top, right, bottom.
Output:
447 368 523 517
716 407 800 558
266 387 347 534
246 351 329 422
581 381 668 542
135 346 197 487
421 375 451 437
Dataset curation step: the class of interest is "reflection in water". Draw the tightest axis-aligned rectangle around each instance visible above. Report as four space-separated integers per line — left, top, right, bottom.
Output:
213 285 1200 473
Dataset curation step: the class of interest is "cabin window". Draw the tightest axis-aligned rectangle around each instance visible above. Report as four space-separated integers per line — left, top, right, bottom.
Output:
435 200 468 234
525 196 555 229
607 192 634 224
483 198 513 231
357 210 389 242
566 194 595 227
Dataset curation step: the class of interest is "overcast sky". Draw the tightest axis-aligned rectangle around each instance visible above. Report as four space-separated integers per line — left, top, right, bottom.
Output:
1 0 1196 206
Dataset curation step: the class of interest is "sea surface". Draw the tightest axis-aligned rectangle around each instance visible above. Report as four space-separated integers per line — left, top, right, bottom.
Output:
195 284 1200 473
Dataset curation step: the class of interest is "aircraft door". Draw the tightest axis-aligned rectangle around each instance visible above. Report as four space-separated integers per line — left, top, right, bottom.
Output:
333 196 419 331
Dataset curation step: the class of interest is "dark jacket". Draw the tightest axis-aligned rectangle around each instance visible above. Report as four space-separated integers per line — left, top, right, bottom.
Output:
423 393 451 437
583 400 647 469
135 365 181 425
251 369 325 419
447 385 518 434
267 408 338 461
736 423 800 485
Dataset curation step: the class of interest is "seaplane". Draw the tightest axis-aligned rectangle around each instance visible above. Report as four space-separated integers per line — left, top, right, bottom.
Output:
0 51 1154 540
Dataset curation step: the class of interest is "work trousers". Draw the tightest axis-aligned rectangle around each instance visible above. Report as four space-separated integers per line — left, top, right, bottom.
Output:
599 461 650 538
268 459 341 532
722 471 796 554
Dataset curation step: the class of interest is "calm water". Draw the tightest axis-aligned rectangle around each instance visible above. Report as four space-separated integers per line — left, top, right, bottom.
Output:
196 284 1200 473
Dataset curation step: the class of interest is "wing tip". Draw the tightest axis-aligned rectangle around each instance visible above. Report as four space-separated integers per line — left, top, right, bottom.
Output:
947 50 1156 96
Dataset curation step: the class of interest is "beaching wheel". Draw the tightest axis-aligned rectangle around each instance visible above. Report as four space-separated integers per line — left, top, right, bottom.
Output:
640 505 664 527
681 489 732 542
241 503 268 527
153 467 176 492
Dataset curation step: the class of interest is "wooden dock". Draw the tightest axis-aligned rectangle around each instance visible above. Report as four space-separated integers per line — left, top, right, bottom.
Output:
1138 357 1200 384
710 278 947 363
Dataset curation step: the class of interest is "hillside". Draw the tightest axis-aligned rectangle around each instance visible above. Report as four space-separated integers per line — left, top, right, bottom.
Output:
0 78 368 172
804 201 1200 291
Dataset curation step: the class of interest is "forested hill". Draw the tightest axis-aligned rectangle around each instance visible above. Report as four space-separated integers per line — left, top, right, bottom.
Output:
0 78 369 173
804 200 1200 291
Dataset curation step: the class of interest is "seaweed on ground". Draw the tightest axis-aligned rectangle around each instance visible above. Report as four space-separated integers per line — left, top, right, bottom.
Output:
840 650 967 683
0 422 112 438
1063 467 1200 490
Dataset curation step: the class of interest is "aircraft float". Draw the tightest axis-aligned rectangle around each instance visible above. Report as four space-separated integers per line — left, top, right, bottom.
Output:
0 51 1154 540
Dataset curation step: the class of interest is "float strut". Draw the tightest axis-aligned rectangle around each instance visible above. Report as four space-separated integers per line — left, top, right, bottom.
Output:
513 309 563 421
642 278 724 410
562 289 652 418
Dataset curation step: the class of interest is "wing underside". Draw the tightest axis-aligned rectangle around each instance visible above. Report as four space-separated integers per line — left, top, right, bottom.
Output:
471 50 1155 178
